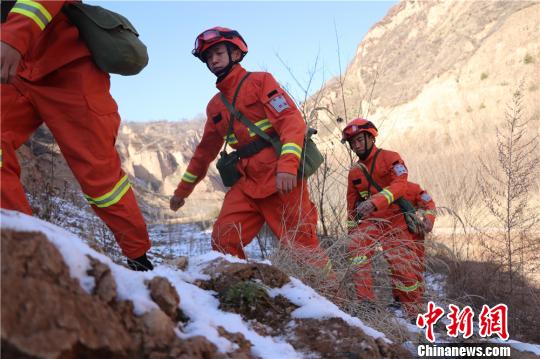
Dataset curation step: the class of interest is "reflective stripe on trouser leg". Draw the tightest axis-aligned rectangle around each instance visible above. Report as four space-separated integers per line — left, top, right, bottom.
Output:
349 223 382 300
84 174 131 208
90 187 150 258
29 59 151 259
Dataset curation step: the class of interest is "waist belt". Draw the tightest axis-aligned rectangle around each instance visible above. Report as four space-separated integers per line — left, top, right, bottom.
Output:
235 134 277 159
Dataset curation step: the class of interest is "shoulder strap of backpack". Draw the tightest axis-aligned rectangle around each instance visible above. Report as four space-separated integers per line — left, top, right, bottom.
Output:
221 72 252 153
360 149 383 194
220 81 282 155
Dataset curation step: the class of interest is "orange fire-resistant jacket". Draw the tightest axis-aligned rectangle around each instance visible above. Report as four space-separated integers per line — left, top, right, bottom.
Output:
346 146 409 230
175 64 306 199
1 0 90 81
404 181 436 231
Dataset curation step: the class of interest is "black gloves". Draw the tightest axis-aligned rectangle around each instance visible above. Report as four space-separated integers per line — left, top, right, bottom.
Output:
127 253 154 271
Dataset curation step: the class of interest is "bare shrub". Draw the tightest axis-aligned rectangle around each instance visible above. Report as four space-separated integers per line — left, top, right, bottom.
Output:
426 86 540 343
476 86 540 287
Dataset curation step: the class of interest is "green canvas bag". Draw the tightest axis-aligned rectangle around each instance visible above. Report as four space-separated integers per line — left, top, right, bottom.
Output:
298 128 324 178
63 2 148 75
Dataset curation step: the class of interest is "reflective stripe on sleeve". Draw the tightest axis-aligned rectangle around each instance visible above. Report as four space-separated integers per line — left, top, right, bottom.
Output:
11 0 52 30
84 175 131 208
280 142 302 159
380 188 394 204
182 171 197 184
422 209 436 216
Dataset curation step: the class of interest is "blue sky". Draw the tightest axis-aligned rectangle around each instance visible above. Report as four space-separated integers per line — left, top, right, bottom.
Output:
93 1 396 122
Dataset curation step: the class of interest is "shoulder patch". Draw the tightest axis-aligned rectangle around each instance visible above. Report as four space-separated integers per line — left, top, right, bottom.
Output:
212 113 222 124
352 178 362 185
267 89 278 98
269 94 290 113
393 163 407 176
421 192 432 202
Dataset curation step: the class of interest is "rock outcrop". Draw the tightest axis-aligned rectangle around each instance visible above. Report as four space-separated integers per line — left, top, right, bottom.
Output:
1 229 226 358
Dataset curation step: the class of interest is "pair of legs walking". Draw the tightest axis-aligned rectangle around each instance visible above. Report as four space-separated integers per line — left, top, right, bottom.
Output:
349 215 424 316
1 59 150 259
212 180 329 269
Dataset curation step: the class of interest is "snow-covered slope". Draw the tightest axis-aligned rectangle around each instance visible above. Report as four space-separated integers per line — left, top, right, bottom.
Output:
1 209 410 358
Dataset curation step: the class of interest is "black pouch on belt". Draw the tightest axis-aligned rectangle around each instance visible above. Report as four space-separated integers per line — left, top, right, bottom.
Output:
216 151 240 187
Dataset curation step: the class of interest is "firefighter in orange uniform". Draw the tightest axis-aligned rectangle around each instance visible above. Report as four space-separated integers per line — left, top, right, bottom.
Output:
170 27 329 268
1 1 153 271
400 181 436 303
343 118 422 316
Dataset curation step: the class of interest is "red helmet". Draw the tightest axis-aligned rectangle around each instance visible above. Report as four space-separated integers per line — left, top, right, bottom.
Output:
192 26 248 62
341 118 378 143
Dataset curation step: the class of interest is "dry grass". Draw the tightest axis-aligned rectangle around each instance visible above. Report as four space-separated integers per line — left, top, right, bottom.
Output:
427 240 540 343
267 224 425 344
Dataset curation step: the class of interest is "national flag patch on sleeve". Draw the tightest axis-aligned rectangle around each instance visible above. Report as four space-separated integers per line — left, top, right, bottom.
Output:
393 163 407 176
421 192 432 202
269 94 290 113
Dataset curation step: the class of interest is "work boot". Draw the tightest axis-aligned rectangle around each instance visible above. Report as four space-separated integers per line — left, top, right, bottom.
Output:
127 253 154 271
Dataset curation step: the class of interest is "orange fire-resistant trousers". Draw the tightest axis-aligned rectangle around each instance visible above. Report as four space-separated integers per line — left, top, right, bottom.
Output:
211 179 329 268
0 59 150 259
349 212 423 315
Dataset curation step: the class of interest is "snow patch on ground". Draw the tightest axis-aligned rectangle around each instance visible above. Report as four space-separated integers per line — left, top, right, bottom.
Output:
269 278 388 341
0 209 385 357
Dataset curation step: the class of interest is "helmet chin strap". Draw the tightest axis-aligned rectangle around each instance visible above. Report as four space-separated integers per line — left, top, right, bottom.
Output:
211 44 238 81
358 132 374 160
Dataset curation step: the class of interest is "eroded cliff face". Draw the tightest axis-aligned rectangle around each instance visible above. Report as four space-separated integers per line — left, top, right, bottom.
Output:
116 120 225 222
308 0 540 208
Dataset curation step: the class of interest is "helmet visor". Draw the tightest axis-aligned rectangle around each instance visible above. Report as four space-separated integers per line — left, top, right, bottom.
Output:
343 122 377 139
193 29 247 56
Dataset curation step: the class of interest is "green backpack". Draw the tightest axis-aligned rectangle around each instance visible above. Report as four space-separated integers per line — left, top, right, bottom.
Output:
63 2 148 75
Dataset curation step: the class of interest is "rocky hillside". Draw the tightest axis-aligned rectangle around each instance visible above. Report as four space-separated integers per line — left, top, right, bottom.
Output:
309 0 540 209
1 209 411 358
